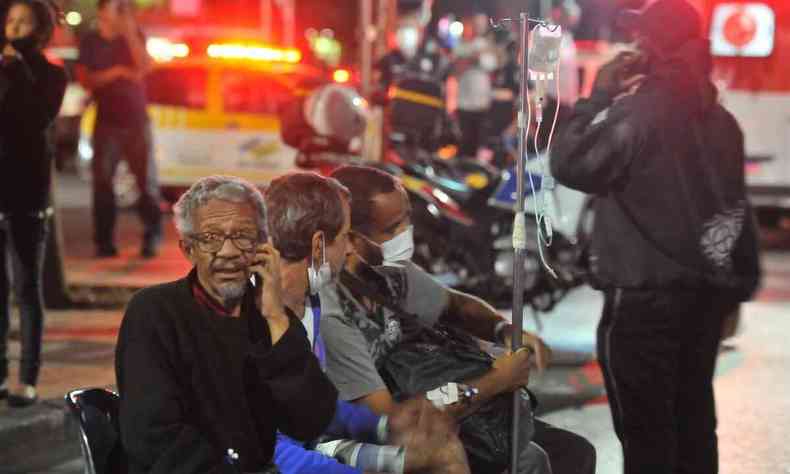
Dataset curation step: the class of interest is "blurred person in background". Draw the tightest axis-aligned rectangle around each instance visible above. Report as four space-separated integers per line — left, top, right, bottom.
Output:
77 0 161 258
551 0 761 472
0 0 67 407
550 0 581 107
452 10 496 159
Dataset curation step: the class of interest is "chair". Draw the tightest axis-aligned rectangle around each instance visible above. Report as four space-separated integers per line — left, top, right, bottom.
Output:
65 388 128 474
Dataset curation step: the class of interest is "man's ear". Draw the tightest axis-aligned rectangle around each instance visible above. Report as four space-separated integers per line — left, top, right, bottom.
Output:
179 240 196 264
311 231 324 264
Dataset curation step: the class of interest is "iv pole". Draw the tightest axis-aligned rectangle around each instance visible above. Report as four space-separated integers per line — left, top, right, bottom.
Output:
491 12 552 474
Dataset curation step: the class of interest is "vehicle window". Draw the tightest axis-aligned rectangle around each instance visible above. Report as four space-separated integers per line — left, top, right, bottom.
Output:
221 70 294 114
145 67 208 109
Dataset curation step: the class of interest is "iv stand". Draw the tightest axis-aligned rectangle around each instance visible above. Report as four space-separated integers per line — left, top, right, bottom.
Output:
491 12 551 474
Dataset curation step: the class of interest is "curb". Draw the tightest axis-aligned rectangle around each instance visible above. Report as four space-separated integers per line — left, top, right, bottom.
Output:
0 398 81 473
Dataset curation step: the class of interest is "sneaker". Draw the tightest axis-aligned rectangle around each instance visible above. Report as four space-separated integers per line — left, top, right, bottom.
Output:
7 385 37 407
141 234 162 259
96 244 119 258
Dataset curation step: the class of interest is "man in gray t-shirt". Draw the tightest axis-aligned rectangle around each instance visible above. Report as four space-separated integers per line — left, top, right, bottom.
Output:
320 260 447 401
324 165 597 474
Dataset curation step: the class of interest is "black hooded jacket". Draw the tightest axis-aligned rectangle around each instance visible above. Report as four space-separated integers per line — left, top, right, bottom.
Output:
551 40 761 298
0 43 67 214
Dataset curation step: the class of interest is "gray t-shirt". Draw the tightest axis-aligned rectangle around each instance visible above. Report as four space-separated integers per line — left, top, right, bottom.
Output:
320 261 449 401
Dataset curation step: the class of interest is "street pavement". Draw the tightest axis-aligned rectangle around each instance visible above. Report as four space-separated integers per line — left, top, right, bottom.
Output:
2 173 790 473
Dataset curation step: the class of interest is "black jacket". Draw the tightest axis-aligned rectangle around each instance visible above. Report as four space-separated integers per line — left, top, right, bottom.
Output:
0 46 67 214
115 272 338 474
551 40 761 298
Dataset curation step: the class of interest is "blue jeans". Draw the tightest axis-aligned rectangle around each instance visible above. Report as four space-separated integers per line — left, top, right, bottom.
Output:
91 122 161 247
0 213 48 386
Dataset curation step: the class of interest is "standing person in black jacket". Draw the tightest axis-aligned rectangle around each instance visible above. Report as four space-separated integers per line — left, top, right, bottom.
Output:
550 1 762 473
116 175 338 474
0 0 66 407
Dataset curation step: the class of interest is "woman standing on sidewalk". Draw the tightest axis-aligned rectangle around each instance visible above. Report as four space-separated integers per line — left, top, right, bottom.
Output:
0 0 66 406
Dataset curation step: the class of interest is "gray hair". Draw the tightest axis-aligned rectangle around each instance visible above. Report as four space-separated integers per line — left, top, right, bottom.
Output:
173 175 267 239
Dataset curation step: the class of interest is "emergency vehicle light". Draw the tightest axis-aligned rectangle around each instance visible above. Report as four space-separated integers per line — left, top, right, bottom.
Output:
147 38 190 62
333 69 351 83
206 43 302 63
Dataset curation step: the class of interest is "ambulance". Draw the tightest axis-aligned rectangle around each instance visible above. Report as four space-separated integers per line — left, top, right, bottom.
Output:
78 28 336 204
702 0 790 224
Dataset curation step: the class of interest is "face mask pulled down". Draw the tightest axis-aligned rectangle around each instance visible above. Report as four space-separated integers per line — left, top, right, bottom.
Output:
308 234 332 294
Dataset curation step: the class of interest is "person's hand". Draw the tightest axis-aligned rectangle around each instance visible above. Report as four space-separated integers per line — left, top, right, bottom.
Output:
250 242 289 338
2 43 17 58
388 398 465 472
592 52 647 98
502 330 552 372
107 65 138 82
492 347 532 391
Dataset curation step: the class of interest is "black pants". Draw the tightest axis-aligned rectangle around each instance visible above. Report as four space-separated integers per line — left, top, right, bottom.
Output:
0 213 49 386
457 109 488 158
92 123 162 247
533 419 597 474
597 288 737 474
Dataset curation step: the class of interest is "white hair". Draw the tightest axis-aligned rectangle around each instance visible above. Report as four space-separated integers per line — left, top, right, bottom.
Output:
173 175 267 239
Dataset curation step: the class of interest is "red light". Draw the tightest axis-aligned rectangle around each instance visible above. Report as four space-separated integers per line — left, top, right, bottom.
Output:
333 69 351 83
206 43 301 63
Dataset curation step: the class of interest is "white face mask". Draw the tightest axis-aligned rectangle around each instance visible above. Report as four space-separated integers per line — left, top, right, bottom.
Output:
396 27 420 58
479 52 498 71
308 234 332 294
381 225 415 265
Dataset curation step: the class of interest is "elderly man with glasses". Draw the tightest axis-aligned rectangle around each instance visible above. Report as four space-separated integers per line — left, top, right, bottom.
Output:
115 175 338 474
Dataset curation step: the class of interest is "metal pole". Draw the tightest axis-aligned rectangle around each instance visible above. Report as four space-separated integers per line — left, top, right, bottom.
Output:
510 11 530 474
360 0 374 98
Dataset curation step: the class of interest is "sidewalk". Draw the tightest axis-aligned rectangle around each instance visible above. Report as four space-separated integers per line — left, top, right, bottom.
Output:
2 174 789 473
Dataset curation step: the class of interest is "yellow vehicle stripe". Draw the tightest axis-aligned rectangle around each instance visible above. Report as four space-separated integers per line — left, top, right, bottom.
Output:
80 105 280 133
390 87 444 109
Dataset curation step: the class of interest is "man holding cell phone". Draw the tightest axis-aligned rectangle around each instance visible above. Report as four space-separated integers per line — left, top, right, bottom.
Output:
115 175 337 474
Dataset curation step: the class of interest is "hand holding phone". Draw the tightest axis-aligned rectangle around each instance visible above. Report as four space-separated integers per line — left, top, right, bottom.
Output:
250 242 289 343
593 51 647 98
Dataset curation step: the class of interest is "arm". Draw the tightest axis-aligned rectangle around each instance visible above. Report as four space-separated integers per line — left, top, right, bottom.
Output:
77 64 134 91
250 312 338 442
324 400 386 443
274 434 362 474
26 61 67 131
122 27 153 76
550 53 649 194
116 298 234 474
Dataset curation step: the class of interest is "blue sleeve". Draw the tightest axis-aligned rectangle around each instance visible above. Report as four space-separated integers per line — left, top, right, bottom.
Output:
274 433 361 474
324 400 382 443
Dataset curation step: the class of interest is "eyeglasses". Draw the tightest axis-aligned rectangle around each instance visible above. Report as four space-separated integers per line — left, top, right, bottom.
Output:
189 232 260 254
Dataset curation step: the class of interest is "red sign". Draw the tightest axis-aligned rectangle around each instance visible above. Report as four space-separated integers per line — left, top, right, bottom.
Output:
723 8 758 47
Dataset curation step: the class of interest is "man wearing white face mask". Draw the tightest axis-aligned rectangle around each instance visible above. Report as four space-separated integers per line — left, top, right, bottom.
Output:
325 166 596 474
264 172 472 474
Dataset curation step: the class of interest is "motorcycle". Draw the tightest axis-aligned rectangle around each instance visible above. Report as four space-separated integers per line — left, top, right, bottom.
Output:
380 134 588 310
280 83 589 311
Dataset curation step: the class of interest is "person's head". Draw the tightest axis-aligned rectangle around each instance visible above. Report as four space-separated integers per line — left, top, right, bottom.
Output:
551 0 581 30
618 0 702 61
174 176 267 307
463 12 489 39
3 0 58 50
97 0 130 28
330 166 413 266
265 172 353 293
394 0 432 57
